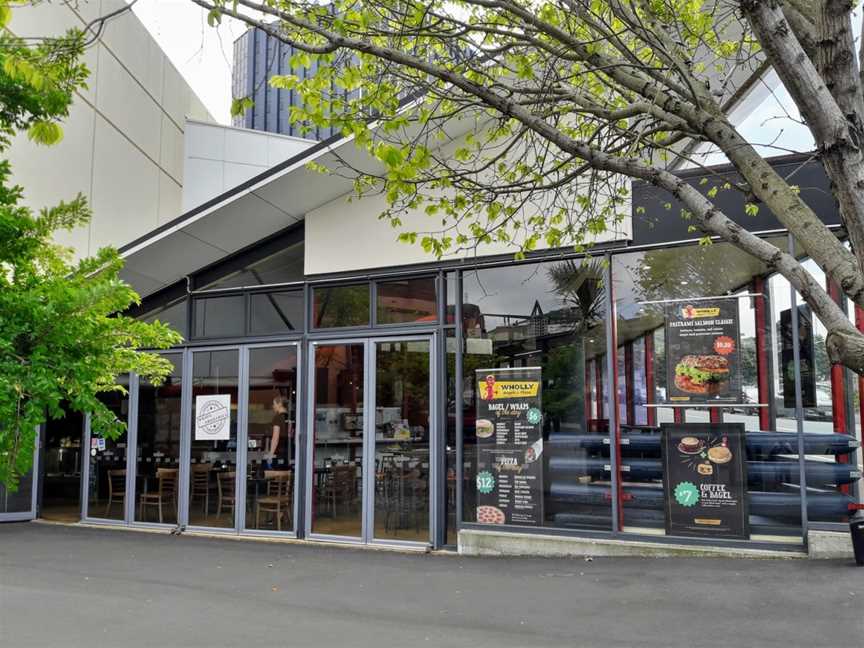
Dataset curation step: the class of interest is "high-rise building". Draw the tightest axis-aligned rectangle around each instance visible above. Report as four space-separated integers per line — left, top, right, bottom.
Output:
232 27 354 140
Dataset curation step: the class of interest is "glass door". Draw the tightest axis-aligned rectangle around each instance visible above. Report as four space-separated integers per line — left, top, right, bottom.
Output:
187 349 239 530
370 338 432 545
305 337 434 545
307 341 366 540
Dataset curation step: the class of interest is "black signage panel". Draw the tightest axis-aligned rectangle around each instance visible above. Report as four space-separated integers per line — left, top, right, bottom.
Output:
474 367 544 526
664 298 742 404
780 305 817 409
662 423 749 540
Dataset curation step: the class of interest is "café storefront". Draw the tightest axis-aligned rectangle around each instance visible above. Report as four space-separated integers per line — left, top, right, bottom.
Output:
7 151 862 556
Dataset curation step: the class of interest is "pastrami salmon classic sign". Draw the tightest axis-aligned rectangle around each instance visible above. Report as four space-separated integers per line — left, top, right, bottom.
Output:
664 297 742 404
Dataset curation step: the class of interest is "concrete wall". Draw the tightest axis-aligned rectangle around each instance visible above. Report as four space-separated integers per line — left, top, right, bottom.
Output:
182 120 316 212
7 0 213 257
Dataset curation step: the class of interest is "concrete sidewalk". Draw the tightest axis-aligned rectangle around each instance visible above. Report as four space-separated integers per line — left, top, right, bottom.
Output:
0 523 861 648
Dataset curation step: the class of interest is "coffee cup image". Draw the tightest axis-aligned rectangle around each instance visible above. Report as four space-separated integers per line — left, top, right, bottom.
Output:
475 419 494 439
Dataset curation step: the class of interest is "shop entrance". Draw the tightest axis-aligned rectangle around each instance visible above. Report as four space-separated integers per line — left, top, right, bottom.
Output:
39 410 85 522
306 337 434 546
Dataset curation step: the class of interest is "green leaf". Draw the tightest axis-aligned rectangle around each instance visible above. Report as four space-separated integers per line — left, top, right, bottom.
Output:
27 120 63 145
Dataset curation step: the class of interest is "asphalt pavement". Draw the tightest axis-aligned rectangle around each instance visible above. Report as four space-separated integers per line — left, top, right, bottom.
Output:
1 522 862 648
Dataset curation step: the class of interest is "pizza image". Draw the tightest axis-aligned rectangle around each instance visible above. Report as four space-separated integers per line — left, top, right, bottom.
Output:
476 505 506 524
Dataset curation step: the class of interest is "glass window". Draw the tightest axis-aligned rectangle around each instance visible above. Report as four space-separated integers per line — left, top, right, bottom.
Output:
246 346 298 532
135 353 182 525
376 277 437 324
313 284 370 328
613 239 802 541
445 272 457 325
188 349 239 529
141 298 188 337
462 258 611 531
193 295 246 339
87 375 130 521
200 242 304 290
249 291 304 335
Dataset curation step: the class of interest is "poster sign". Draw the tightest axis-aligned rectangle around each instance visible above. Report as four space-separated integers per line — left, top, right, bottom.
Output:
662 423 749 539
780 305 816 408
664 298 742 403
474 367 544 526
195 394 231 441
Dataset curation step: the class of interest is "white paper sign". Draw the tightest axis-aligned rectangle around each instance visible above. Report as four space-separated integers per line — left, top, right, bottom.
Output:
195 394 231 441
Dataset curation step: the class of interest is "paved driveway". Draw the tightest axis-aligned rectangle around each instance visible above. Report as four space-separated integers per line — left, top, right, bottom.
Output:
1 523 862 647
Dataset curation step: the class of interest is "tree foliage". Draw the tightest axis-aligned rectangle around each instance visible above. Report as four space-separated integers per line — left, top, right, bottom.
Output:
0 12 181 488
196 0 864 375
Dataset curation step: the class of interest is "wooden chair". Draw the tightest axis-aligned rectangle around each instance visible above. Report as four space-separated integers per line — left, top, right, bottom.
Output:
216 471 236 520
138 468 178 524
255 470 292 531
321 464 356 516
104 469 126 517
190 463 212 517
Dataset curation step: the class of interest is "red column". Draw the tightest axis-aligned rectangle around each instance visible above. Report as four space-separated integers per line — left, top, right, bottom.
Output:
709 408 721 423
624 343 635 427
610 301 624 531
827 280 850 500
673 408 684 424
856 306 864 447
753 277 771 431
644 333 656 427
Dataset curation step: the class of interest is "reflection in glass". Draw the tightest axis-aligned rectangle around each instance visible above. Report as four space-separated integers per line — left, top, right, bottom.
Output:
374 340 430 542
193 295 246 339
313 285 370 328
311 344 364 537
376 278 437 324
88 375 130 521
188 350 239 529
462 259 610 530
135 354 182 524
199 242 304 290
249 291 303 335
246 346 297 532
141 298 188 337
612 241 804 539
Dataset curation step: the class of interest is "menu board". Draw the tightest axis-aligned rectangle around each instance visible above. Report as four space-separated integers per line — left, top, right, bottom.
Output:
662 423 749 540
664 298 742 403
474 367 544 526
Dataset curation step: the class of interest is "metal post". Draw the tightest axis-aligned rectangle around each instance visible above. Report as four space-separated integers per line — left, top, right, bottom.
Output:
752 277 773 431
788 235 809 545
604 254 622 533
293 341 306 537
80 414 91 520
178 348 193 529
235 346 249 533
454 271 464 532
125 372 140 524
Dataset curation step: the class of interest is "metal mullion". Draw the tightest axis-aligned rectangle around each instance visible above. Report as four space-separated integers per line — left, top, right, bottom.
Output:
428 333 440 549
787 234 809 547
236 346 250 533
80 414 91 521
303 340 316 538
292 341 304 537
178 348 193 529
363 339 374 543
604 253 622 534
454 271 464 534
125 372 140 524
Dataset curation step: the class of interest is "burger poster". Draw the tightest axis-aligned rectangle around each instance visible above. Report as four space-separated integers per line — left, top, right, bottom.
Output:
662 423 749 540
664 299 742 403
474 367 544 527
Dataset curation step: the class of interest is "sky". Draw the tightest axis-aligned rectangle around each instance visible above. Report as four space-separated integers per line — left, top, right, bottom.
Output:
129 0 245 124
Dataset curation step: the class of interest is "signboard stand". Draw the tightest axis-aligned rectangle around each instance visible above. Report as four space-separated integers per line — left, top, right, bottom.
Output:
662 423 749 540
474 367 544 527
